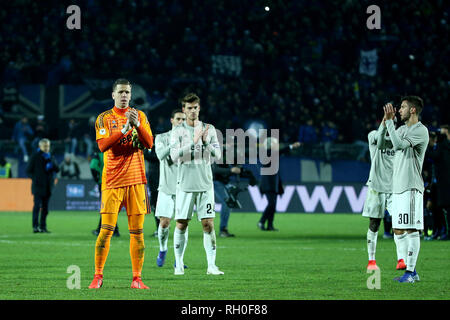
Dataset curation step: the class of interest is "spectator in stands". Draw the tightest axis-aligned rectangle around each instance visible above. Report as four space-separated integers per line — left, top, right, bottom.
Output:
423 153 436 241
321 120 338 162
59 153 80 180
0 154 12 178
1 0 448 162
298 119 318 155
352 115 370 162
31 115 48 151
0 114 5 138
82 116 96 160
12 116 33 162
64 119 80 155
427 125 450 240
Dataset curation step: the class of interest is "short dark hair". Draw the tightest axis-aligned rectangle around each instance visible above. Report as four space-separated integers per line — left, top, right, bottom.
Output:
401 95 424 115
181 93 200 108
171 109 184 118
441 124 449 130
112 78 132 92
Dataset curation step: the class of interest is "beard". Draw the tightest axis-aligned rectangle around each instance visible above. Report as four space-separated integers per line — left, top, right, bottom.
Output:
401 111 410 122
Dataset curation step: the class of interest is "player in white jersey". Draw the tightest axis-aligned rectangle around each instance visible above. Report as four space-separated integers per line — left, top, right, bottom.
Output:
382 96 429 283
362 121 396 271
169 93 223 276
155 110 187 268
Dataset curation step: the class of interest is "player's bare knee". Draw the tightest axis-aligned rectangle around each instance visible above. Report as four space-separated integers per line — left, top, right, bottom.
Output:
160 217 171 228
201 219 214 233
176 219 188 231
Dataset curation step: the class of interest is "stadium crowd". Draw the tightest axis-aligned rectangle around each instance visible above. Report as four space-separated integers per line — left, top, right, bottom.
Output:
1 0 448 149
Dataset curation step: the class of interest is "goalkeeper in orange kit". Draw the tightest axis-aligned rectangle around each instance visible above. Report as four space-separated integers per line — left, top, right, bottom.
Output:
88 78 153 289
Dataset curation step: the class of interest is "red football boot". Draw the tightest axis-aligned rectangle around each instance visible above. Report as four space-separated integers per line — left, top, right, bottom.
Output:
367 260 379 270
130 276 149 289
88 274 103 289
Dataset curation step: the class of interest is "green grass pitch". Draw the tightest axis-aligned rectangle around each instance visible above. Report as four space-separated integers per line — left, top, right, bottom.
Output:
0 211 449 300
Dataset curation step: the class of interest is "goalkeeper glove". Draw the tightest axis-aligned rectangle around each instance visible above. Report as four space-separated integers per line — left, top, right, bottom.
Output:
132 128 145 150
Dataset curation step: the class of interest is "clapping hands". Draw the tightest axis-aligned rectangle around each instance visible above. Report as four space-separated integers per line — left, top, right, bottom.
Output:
193 124 210 144
383 103 396 121
127 108 140 127
123 108 139 133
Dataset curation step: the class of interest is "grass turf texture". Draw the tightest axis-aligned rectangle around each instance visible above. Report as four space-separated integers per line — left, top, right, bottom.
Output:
0 211 449 300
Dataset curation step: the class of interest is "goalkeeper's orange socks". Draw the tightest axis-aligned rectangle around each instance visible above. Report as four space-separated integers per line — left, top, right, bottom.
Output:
128 214 146 278
94 223 115 275
93 213 117 276
129 230 145 277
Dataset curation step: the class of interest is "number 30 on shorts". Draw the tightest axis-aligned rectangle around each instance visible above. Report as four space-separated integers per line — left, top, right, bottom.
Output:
398 213 409 224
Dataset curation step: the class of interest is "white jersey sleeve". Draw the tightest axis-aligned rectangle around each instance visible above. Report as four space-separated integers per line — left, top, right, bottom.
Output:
156 131 178 195
155 133 171 160
169 125 194 163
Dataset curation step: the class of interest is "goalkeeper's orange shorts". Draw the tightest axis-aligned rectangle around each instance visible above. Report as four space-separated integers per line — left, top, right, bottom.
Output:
100 184 150 215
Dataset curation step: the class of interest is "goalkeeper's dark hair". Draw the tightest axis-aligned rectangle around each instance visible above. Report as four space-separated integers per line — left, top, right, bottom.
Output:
181 92 200 108
112 78 132 92
401 95 424 115
171 109 184 118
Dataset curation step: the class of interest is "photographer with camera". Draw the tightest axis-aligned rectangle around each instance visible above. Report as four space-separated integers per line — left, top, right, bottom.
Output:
427 124 450 240
213 141 259 237
212 163 242 237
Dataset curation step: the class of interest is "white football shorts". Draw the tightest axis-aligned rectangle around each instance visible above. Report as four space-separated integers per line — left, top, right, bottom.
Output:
391 189 424 230
155 190 176 219
362 188 393 219
175 187 215 221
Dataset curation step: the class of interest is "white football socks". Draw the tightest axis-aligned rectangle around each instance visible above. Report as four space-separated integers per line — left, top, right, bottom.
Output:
203 230 217 268
174 227 187 269
367 229 378 260
394 232 408 262
406 231 420 272
158 225 169 252
182 226 189 257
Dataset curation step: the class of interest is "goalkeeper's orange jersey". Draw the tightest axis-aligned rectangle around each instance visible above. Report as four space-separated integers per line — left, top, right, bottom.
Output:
95 106 153 190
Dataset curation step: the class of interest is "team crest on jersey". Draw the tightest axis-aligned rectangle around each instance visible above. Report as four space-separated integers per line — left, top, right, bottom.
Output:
99 128 106 135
